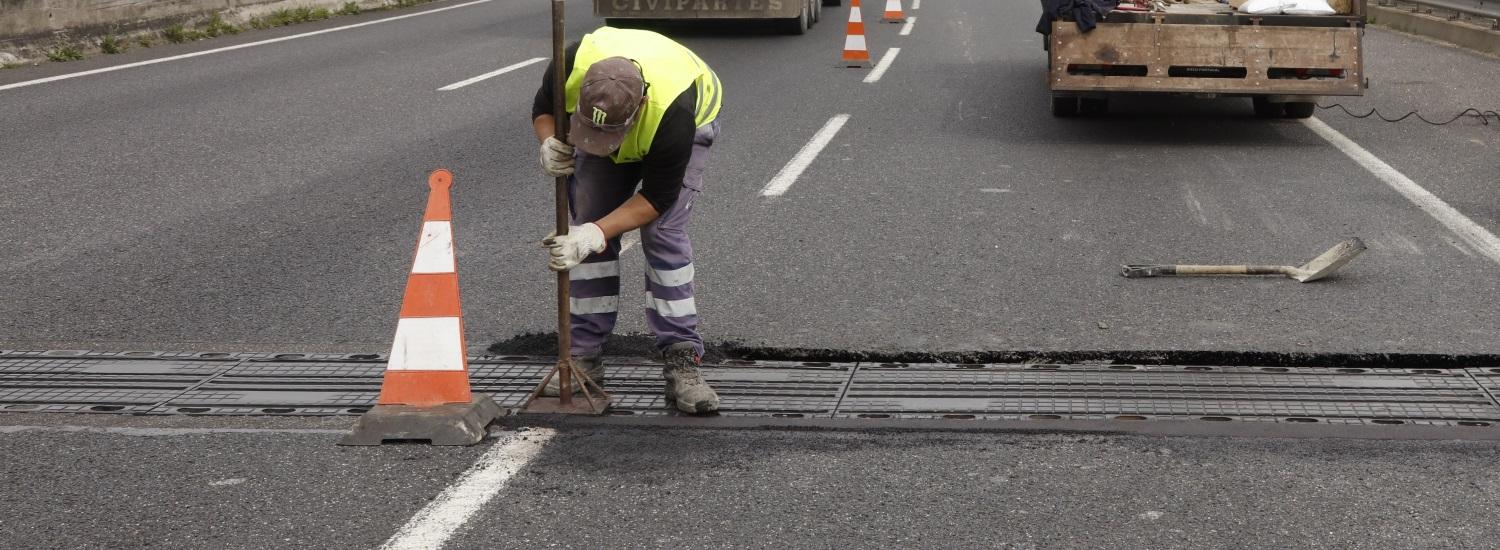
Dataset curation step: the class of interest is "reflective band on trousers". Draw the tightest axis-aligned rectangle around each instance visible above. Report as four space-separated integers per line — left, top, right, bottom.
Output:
570 295 619 315
570 261 620 281
645 292 697 317
646 263 694 287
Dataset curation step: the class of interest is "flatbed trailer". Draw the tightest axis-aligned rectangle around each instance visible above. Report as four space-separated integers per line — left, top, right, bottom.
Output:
597 0 841 35
1045 0 1368 117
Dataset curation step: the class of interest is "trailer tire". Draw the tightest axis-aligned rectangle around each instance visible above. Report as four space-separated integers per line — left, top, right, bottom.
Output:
1283 102 1316 119
1252 97 1284 118
1051 96 1078 117
781 4 810 34
811 0 821 24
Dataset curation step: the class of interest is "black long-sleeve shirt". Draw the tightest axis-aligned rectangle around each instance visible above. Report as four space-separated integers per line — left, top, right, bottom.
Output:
532 42 699 215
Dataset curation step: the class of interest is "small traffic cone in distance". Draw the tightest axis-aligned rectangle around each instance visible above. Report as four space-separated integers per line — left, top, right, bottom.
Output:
843 0 871 67
340 169 500 447
881 0 905 23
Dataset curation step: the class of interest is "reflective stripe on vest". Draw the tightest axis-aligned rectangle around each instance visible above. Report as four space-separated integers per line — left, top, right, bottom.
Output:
566 27 722 164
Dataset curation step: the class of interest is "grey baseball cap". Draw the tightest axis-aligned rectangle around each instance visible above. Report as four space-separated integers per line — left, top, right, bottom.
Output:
570 57 646 157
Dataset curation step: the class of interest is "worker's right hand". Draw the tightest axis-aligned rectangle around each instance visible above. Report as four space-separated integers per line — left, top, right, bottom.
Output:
539 136 575 177
542 223 607 272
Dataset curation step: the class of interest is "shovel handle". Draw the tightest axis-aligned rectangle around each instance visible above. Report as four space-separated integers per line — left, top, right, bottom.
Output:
1121 265 1290 278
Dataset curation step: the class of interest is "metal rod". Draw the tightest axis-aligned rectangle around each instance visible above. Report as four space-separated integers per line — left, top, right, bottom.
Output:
551 0 572 406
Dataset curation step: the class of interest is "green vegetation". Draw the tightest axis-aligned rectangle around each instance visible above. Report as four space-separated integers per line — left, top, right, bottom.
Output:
337 2 362 15
249 6 333 29
46 44 86 62
163 15 241 42
137 35 155 48
202 14 243 37
99 35 128 54
1 62 24 70
162 24 197 43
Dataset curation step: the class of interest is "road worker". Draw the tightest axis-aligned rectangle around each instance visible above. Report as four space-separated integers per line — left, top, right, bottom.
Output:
533 26 723 414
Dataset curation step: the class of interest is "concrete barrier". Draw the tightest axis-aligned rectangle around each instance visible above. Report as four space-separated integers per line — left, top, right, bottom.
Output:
1369 4 1500 56
0 0 382 60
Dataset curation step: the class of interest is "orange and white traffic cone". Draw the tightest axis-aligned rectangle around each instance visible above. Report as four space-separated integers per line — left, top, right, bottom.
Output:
842 0 872 67
881 0 906 23
341 169 500 446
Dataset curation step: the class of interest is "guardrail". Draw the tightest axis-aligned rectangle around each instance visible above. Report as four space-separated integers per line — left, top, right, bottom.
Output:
1377 0 1500 29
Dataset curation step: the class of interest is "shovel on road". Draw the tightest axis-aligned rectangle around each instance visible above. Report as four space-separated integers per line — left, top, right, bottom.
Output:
1121 238 1367 283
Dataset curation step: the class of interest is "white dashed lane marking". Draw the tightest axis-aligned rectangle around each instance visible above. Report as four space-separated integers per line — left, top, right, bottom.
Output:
437 57 546 91
761 114 851 197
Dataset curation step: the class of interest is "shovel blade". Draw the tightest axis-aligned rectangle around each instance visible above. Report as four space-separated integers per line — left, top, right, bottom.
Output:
1292 238 1367 282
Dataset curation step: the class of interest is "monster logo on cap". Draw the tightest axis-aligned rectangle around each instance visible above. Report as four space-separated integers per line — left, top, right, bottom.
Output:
570 56 647 157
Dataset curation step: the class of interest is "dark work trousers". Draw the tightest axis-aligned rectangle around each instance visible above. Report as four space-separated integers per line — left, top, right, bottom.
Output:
566 120 719 358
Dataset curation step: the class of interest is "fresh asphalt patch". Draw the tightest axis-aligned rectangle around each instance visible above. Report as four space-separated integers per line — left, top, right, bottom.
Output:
487 331 1500 369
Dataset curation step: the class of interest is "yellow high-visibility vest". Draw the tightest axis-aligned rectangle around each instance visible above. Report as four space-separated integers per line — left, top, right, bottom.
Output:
566 27 722 164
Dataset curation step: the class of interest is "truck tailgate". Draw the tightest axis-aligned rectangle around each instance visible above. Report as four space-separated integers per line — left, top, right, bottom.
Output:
1049 20 1364 96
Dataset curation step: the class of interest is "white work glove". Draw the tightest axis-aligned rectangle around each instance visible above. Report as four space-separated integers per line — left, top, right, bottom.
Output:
542 223 606 271
539 136 575 177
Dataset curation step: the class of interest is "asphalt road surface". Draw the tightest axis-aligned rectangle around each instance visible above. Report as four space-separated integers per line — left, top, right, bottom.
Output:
3 0 1500 547
2 0 1497 356
2 414 1499 549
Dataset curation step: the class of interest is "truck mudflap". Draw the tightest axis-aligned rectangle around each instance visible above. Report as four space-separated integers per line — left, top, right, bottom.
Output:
1049 20 1364 96
596 0 803 19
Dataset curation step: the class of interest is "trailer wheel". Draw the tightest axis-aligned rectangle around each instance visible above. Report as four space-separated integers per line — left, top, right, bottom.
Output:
781 4 809 34
811 0 820 24
1283 102 1316 119
1251 97 1283 118
1051 96 1078 117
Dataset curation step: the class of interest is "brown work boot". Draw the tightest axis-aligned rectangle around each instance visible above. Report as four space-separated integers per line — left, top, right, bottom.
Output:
540 354 605 396
662 343 719 415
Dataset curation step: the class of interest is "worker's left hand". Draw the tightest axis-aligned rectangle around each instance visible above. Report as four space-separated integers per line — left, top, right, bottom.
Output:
542 223 607 271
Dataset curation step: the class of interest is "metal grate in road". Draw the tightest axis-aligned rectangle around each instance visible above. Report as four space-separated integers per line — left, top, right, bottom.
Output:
2 351 1499 427
0 359 233 413
838 365 1500 425
596 359 851 417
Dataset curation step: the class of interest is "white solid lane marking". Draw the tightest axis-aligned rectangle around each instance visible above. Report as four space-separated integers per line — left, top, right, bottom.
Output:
380 428 556 550
0 425 347 435
912 0 921 9
1301 117 1500 266
760 114 851 197
437 57 546 91
0 0 494 93
863 47 901 83
899 16 916 35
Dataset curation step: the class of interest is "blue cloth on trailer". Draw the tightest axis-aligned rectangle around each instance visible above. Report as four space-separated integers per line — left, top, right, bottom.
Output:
1036 0 1121 34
